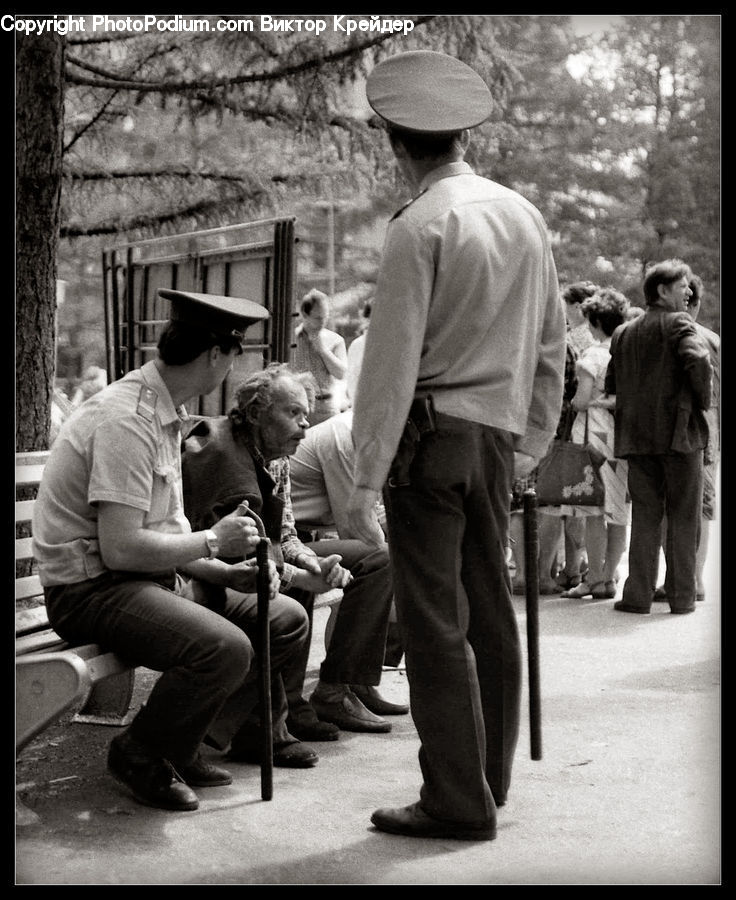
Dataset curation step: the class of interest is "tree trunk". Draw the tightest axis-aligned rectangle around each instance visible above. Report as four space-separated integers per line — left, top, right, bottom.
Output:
16 32 65 451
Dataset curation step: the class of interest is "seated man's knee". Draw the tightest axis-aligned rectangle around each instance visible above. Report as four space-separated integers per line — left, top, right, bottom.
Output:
270 593 310 643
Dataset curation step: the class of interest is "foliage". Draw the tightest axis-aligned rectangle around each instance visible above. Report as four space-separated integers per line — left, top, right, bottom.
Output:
51 13 720 384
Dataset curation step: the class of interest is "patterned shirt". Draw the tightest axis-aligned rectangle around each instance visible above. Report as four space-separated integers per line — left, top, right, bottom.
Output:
267 455 319 588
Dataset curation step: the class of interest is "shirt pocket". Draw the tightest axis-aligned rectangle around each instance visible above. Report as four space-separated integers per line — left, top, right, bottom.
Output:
148 455 180 526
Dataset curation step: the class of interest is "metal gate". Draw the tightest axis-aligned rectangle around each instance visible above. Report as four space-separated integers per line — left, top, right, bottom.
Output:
102 217 296 416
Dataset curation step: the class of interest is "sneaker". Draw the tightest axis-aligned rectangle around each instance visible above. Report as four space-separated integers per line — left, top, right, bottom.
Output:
108 732 199 811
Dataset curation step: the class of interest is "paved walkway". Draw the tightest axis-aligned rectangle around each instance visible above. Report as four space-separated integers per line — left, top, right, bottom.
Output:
15 521 720 885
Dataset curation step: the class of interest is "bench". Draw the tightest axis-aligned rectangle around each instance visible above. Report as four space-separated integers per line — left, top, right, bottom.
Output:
15 451 136 760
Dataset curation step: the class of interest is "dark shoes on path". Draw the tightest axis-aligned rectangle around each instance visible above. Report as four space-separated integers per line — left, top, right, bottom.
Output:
176 754 233 787
227 739 319 768
350 684 409 716
311 685 392 733
370 802 496 841
108 731 200 812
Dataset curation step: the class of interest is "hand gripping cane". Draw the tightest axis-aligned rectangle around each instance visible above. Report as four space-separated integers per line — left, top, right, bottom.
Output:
522 489 543 760
237 504 273 800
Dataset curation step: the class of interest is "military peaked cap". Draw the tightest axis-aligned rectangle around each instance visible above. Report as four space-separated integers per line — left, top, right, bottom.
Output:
159 289 269 339
366 50 493 134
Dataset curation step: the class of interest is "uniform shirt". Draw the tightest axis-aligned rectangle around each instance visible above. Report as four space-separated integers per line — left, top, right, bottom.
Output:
33 360 190 586
289 410 385 544
352 160 567 491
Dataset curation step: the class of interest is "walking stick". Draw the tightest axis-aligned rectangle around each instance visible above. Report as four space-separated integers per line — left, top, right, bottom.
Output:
256 536 274 800
522 489 543 760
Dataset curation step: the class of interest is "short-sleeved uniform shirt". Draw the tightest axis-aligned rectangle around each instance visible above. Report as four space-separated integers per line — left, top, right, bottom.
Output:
33 360 191 586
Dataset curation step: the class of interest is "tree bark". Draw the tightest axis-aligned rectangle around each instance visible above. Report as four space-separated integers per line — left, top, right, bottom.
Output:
16 32 65 451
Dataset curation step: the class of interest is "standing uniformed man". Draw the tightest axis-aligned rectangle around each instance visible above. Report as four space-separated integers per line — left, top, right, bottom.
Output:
33 290 313 812
347 51 567 840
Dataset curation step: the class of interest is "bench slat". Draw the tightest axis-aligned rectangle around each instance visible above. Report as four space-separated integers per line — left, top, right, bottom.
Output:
16 537 34 562
15 450 51 467
15 630 67 656
16 464 46 490
16 500 35 524
16 574 44 603
16 605 51 637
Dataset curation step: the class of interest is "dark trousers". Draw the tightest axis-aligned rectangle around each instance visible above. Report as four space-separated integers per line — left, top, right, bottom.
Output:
45 571 309 764
384 412 521 826
282 539 393 716
623 452 704 610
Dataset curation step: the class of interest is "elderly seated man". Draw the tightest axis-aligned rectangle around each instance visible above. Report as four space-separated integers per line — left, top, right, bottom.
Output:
181 364 407 751
289 408 406 698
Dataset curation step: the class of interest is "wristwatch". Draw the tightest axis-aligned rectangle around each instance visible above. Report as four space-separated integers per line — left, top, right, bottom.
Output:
203 529 220 560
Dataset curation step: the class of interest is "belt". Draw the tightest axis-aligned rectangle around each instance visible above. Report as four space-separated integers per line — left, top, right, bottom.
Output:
315 393 332 401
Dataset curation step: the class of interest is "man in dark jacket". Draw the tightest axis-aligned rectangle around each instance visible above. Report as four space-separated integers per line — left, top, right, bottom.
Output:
182 363 403 752
605 259 713 614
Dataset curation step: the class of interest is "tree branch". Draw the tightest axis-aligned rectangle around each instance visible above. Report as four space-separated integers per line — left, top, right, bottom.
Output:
63 16 437 92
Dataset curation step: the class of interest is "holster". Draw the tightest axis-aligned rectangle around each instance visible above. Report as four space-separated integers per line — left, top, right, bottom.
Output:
388 395 437 488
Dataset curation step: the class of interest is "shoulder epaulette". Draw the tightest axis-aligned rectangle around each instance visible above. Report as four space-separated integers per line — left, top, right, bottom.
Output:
136 385 157 421
390 188 428 221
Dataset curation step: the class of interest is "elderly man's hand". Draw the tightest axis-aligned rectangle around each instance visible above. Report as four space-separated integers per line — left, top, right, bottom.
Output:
225 558 280 599
291 554 352 593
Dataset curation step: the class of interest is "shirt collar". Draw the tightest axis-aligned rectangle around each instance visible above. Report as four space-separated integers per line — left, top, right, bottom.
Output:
419 160 473 193
139 360 187 426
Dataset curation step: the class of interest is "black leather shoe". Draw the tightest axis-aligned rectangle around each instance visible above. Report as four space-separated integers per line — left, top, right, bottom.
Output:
286 715 340 742
311 688 392 733
227 740 319 768
652 586 668 601
371 802 496 841
175 754 233 787
613 600 650 614
108 733 199 811
350 684 410 716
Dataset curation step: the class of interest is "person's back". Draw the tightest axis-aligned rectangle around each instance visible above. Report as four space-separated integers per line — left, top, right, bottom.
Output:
369 168 559 437
606 259 712 616
608 307 711 457
348 50 566 843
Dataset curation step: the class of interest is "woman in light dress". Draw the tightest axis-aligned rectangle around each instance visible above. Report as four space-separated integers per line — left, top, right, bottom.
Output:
561 288 631 600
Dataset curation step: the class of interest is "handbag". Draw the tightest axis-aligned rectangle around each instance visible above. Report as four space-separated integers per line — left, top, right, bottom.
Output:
535 412 605 507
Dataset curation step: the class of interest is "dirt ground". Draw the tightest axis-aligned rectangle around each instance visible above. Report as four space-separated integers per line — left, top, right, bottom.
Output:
15 523 721 886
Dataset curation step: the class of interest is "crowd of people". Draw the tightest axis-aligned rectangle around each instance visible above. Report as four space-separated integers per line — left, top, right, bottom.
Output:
30 50 718 843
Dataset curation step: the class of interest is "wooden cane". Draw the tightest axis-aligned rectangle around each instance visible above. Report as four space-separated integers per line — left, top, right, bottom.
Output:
522 489 543 760
256 536 274 800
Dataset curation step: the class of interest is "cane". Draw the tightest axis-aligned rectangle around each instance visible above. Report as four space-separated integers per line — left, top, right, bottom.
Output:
256 536 274 800
522 489 543 760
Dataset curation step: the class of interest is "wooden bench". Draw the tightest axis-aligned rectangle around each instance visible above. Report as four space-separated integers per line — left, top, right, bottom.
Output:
15 451 136 759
